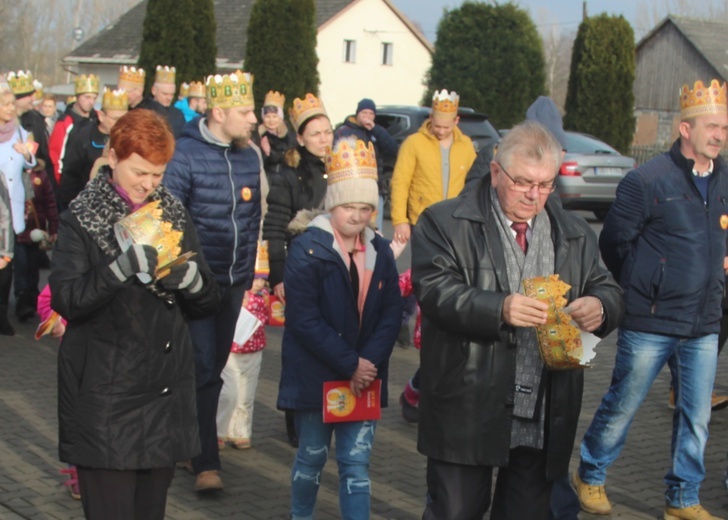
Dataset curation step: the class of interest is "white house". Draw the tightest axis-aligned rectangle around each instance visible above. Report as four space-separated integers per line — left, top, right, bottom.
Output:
62 0 432 125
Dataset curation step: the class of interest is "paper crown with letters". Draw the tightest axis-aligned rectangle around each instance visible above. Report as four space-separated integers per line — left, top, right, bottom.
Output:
188 81 205 98
75 74 100 95
324 137 378 211
118 66 145 90
264 90 285 109
155 65 176 85
102 88 129 112
289 93 327 133
7 70 35 96
680 79 727 119
431 89 459 116
206 71 254 109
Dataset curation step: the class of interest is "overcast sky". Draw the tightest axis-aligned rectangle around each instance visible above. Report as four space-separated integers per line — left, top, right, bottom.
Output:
390 1 648 42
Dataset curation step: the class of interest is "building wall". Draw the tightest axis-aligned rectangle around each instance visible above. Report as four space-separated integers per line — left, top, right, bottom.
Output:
316 0 431 125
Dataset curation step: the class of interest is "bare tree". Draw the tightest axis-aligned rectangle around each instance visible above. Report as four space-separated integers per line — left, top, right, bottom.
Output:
535 7 575 111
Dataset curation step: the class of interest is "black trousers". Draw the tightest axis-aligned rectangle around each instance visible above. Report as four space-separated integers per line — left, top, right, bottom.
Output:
423 448 553 520
76 467 174 520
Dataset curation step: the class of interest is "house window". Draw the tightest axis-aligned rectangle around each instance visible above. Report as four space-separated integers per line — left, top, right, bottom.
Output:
381 42 393 66
343 39 356 63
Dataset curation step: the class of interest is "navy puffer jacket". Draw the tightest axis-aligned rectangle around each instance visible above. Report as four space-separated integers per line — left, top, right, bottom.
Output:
164 119 261 287
600 139 728 337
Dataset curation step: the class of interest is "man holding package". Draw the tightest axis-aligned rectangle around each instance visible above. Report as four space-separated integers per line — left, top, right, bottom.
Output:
412 121 623 520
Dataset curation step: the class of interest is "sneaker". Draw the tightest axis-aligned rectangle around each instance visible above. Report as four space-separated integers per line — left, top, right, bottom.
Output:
231 438 251 450
60 466 81 500
399 392 419 423
664 504 724 520
195 470 223 492
711 392 728 411
572 471 611 515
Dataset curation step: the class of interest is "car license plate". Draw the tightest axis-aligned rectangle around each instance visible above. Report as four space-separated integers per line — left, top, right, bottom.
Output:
594 167 623 176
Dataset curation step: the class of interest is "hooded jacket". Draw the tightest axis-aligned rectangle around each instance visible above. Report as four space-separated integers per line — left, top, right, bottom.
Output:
277 210 402 411
164 117 262 288
412 176 623 479
390 120 476 227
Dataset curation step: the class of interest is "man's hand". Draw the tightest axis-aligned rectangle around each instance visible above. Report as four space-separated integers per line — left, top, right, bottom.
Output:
273 282 285 303
393 223 411 244
350 357 377 397
502 293 548 327
564 296 604 332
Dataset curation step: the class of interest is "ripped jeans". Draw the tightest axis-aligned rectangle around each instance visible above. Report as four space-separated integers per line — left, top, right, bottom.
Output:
291 410 376 520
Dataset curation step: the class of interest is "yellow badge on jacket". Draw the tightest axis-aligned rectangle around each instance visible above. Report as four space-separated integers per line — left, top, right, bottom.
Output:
241 187 252 201
721 214 728 230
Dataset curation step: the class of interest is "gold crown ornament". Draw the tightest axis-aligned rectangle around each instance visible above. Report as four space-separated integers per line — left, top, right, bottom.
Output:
289 93 327 132
32 80 43 101
179 82 190 99
188 81 205 98
155 65 176 85
118 66 145 90
102 88 129 112
7 70 35 96
264 90 285 109
75 74 100 95
114 200 183 283
431 89 459 116
680 79 728 119
206 71 254 109
324 137 379 210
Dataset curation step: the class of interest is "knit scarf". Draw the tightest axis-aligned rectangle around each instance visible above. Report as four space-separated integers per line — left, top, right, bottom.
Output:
0 119 17 144
490 187 554 449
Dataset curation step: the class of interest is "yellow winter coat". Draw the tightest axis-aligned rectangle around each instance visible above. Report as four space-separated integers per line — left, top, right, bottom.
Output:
390 120 476 226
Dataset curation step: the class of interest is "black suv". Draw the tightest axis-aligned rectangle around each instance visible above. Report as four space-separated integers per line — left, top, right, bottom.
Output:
373 105 500 218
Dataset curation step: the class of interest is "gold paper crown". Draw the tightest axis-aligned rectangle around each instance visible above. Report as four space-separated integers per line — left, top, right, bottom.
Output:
289 93 327 132
7 70 35 96
431 89 459 115
205 71 254 109
188 81 205 98
155 65 176 85
264 90 285 109
102 88 129 112
254 240 270 278
118 66 145 89
115 200 182 266
33 80 43 101
680 79 727 119
179 82 190 98
325 138 378 183
75 74 100 95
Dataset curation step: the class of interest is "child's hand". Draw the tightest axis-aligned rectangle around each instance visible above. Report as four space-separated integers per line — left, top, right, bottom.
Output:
252 278 266 293
51 321 66 338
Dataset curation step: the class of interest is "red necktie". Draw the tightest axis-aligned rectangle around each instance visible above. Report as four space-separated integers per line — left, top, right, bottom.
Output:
511 222 529 254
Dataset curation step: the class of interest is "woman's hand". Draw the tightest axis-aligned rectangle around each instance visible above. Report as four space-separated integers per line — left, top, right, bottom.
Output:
0 257 8 269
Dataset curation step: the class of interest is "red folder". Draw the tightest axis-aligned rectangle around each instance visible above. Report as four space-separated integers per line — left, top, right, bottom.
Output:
323 379 382 423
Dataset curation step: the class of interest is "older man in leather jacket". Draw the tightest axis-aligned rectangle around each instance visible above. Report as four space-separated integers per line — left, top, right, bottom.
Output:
412 121 624 520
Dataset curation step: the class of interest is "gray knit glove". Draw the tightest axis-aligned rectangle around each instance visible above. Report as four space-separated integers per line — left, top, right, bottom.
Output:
159 260 202 293
110 244 158 282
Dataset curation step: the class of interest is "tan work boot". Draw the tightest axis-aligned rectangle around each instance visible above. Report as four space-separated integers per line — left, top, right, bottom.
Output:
664 504 724 520
572 471 611 515
195 470 223 492
711 392 728 411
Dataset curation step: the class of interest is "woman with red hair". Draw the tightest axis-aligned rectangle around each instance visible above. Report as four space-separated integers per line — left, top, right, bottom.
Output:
49 109 220 520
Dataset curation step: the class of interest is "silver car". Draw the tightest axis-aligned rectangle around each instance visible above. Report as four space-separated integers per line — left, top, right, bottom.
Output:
557 132 636 220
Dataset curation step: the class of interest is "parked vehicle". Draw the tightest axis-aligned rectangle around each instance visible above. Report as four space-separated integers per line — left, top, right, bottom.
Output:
373 105 501 218
557 132 636 221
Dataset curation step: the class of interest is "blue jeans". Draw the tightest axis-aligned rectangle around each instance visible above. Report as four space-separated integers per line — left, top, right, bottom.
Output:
291 411 376 520
579 329 717 508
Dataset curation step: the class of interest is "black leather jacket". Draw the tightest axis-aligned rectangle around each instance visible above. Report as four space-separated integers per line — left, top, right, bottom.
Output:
412 175 623 479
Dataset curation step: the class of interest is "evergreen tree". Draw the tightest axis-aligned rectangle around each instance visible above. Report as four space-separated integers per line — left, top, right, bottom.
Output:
245 0 319 111
423 1 545 129
137 0 216 93
564 14 635 154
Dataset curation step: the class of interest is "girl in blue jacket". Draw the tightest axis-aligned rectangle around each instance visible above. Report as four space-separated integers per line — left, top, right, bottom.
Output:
277 138 402 520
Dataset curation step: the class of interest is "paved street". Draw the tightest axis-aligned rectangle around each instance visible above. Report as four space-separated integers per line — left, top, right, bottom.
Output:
1 214 728 519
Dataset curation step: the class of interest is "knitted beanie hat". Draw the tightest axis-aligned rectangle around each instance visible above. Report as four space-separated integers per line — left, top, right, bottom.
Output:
324 137 379 211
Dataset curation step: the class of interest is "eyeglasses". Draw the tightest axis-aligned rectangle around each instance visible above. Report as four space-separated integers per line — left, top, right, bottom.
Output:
497 162 556 194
